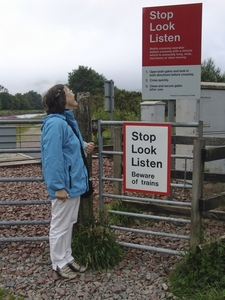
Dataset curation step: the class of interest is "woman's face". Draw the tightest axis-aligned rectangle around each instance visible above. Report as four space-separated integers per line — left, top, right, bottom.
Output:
64 86 78 110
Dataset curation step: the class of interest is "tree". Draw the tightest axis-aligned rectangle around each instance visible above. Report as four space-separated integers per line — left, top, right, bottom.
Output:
15 93 30 110
68 66 106 95
114 88 142 116
201 58 225 82
11 95 20 110
0 85 8 93
23 91 43 110
0 92 15 110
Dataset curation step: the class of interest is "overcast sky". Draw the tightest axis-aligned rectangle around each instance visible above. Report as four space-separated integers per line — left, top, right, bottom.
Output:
0 0 224 95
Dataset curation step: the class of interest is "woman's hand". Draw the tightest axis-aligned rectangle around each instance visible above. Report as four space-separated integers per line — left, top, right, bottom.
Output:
55 189 70 202
85 142 95 155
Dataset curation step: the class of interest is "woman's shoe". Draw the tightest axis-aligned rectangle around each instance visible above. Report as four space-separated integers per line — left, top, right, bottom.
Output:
56 264 77 279
68 259 87 272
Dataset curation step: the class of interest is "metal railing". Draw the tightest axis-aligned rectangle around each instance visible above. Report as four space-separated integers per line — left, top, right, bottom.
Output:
0 119 200 252
0 119 47 242
97 120 201 255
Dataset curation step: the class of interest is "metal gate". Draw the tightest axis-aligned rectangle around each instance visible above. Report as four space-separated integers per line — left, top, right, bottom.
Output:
97 120 201 255
0 118 201 255
0 118 50 243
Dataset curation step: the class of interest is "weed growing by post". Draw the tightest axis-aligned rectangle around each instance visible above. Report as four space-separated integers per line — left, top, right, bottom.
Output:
107 199 142 227
71 220 125 271
168 239 225 299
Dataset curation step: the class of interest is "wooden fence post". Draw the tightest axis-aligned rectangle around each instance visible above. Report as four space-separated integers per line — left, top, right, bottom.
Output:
74 92 94 228
190 138 205 248
113 127 122 195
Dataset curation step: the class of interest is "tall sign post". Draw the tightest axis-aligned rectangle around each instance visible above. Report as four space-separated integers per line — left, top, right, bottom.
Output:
104 80 114 143
142 3 202 199
104 80 114 113
142 3 202 100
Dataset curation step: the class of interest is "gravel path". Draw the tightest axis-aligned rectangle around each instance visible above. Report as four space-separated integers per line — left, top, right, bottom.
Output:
0 159 190 300
0 241 177 300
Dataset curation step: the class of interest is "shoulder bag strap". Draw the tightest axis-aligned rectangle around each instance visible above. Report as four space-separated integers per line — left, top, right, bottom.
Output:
65 119 90 177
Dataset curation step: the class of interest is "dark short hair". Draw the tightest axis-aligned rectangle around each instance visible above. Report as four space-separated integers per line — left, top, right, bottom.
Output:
42 84 66 114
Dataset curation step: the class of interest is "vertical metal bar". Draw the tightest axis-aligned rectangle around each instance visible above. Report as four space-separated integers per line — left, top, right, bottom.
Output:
113 127 122 195
184 157 187 186
18 124 22 148
168 100 175 200
198 120 203 138
190 138 205 248
98 120 104 217
110 80 114 145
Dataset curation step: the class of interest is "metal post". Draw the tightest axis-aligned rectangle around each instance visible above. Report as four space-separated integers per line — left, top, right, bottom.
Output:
98 119 104 219
190 138 205 248
168 100 175 200
104 80 114 144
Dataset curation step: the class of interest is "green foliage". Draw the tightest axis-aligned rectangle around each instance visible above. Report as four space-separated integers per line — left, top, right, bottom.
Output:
108 200 142 227
90 93 104 111
201 58 225 83
113 108 140 121
91 106 110 121
92 107 140 123
0 90 43 111
168 240 225 299
102 129 111 145
0 85 8 93
0 288 24 300
71 222 125 271
114 88 142 117
68 65 106 95
0 92 16 110
23 91 43 110
68 65 142 121
14 93 29 109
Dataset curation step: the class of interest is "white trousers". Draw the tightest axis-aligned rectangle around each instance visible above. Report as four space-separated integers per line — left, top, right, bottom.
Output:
49 196 80 270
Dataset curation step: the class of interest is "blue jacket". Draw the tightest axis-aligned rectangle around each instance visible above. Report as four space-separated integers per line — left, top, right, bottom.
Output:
41 110 88 200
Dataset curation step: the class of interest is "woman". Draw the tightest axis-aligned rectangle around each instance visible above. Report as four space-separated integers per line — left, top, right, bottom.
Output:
41 84 94 279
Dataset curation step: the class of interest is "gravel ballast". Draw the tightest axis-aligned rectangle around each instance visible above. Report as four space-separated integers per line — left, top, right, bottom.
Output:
1 159 221 299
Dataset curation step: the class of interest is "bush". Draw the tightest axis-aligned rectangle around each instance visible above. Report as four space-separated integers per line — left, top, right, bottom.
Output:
71 222 125 271
168 239 225 299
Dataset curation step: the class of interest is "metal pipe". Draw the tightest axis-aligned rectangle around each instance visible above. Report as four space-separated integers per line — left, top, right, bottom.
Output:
0 220 50 226
99 120 199 128
0 177 43 182
0 200 51 206
108 210 191 223
0 148 41 153
0 119 42 124
110 225 190 240
117 242 186 256
101 177 192 188
102 193 191 207
0 237 49 243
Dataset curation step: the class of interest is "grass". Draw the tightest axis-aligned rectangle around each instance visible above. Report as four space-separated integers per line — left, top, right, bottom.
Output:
0 110 44 117
107 199 143 227
203 182 225 199
71 220 125 271
168 239 225 299
0 288 24 300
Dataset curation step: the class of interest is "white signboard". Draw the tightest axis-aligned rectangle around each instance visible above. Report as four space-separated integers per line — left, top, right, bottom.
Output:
123 122 171 195
142 65 201 100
